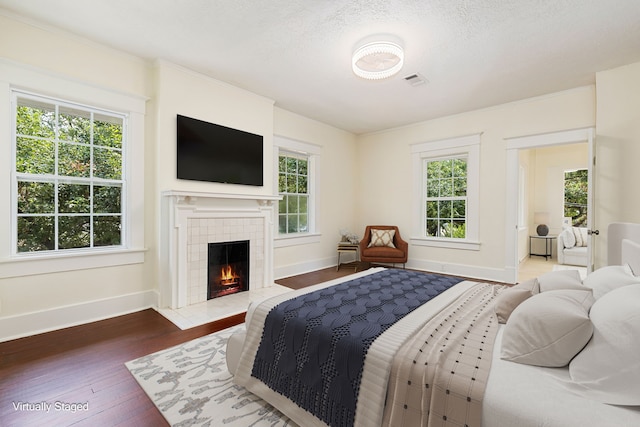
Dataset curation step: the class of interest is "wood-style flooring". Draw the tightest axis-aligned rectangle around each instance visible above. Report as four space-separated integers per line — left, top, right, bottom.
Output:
0 266 355 427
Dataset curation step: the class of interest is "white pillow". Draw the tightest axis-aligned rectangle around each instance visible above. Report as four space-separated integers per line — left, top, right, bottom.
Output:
494 278 539 324
537 269 585 292
501 289 594 367
572 227 588 247
561 228 576 249
582 264 640 299
569 284 640 406
367 228 396 248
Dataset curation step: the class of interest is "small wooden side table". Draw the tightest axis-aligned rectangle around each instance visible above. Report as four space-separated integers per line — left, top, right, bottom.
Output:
337 243 359 271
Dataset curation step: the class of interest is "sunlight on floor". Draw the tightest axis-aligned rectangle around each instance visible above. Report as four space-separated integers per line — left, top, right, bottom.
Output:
518 256 587 283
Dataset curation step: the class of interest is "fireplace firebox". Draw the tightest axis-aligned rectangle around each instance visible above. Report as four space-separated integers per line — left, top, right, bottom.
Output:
208 240 249 299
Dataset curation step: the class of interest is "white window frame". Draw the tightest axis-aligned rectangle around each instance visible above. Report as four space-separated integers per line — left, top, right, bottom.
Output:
411 133 480 250
0 60 146 278
273 135 321 247
13 92 127 254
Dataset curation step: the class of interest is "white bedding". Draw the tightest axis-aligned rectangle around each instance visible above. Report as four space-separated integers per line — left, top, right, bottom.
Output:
229 267 640 427
233 268 479 427
484 327 640 427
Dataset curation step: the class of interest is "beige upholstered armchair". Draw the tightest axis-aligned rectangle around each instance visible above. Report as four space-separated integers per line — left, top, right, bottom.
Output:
359 225 408 268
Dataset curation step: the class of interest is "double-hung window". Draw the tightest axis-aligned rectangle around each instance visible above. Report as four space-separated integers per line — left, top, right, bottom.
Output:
274 136 320 247
13 92 125 254
412 134 480 250
425 157 467 238
278 151 309 234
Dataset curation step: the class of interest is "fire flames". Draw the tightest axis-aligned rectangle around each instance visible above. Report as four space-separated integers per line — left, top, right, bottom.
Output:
220 265 239 286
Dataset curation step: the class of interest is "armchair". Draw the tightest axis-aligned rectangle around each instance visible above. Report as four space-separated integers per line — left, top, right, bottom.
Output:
359 225 408 268
557 227 588 266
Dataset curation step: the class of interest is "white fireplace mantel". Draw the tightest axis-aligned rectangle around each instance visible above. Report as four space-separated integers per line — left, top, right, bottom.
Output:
162 190 281 205
160 190 279 309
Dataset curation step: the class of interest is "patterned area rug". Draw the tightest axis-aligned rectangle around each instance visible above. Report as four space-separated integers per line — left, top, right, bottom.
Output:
126 325 294 426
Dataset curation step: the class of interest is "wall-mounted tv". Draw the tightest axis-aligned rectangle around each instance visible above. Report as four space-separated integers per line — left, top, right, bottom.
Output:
176 114 264 186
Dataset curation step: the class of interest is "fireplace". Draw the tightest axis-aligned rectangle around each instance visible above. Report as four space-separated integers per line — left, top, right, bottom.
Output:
161 191 278 309
208 240 250 299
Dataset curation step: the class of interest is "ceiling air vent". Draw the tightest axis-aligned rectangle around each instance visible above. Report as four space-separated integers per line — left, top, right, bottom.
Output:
403 73 428 87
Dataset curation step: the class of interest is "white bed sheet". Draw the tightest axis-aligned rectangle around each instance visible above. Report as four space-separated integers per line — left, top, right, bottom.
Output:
484 327 640 427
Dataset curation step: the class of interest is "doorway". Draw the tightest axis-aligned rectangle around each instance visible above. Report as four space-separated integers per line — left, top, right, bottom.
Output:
505 128 595 284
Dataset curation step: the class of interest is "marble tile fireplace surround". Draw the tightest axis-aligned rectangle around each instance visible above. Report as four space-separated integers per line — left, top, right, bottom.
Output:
160 191 282 313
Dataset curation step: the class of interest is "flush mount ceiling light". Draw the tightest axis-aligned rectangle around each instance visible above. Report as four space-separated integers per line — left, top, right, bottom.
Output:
352 41 404 80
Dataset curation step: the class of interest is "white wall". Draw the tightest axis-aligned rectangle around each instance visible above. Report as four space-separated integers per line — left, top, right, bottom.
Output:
273 107 358 277
517 150 533 261
530 143 589 236
0 13 359 340
0 14 153 340
152 61 276 196
595 61 640 265
355 87 595 282
520 143 589 260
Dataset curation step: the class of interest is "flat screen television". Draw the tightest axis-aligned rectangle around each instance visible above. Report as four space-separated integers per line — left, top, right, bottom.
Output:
176 114 264 186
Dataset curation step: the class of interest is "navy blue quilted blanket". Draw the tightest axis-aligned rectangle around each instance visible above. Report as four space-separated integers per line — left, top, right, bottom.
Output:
251 269 463 427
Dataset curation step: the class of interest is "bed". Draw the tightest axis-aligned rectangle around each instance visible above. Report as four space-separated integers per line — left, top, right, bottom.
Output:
227 223 640 427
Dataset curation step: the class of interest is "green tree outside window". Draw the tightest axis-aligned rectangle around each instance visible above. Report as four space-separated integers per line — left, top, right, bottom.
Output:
425 157 467 238
278 152 309 234
14 94 125 253
564 169 588 227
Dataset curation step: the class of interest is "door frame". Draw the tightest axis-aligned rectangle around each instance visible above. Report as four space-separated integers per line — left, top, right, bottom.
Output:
504 127 595 284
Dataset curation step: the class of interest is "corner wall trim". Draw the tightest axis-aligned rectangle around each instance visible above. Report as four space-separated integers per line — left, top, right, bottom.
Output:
0 290 159 343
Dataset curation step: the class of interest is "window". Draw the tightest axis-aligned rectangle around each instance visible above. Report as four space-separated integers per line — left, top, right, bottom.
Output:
273 136 320 247
411 134 480 250
425 157 467 238
0 63 145 278
278 151 309 234
564 169 588 227
13 93 125 254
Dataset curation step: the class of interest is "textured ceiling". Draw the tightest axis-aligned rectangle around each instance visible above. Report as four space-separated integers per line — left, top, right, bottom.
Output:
2 0 640 134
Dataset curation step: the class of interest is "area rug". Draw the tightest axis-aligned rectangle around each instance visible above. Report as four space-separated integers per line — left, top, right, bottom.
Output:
126 325 294 426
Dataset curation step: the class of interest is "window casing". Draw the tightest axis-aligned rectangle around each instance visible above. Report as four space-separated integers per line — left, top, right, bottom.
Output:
273 136 320 247
13 93 126 254
0 60 145 279
412 134 480 250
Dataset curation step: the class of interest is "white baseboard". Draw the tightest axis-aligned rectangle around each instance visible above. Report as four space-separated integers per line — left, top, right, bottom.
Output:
406 259 511 283
275 256 512 284
274 256 336 280
0 290 159 343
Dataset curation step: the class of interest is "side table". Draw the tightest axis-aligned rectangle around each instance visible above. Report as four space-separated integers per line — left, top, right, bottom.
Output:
337 243 359 271
529 235 556 260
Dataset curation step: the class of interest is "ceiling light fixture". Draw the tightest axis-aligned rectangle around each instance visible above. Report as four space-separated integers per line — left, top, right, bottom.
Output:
352 41 404 80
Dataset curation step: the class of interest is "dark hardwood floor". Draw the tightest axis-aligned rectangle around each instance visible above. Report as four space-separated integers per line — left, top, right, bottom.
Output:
0 266 357 427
